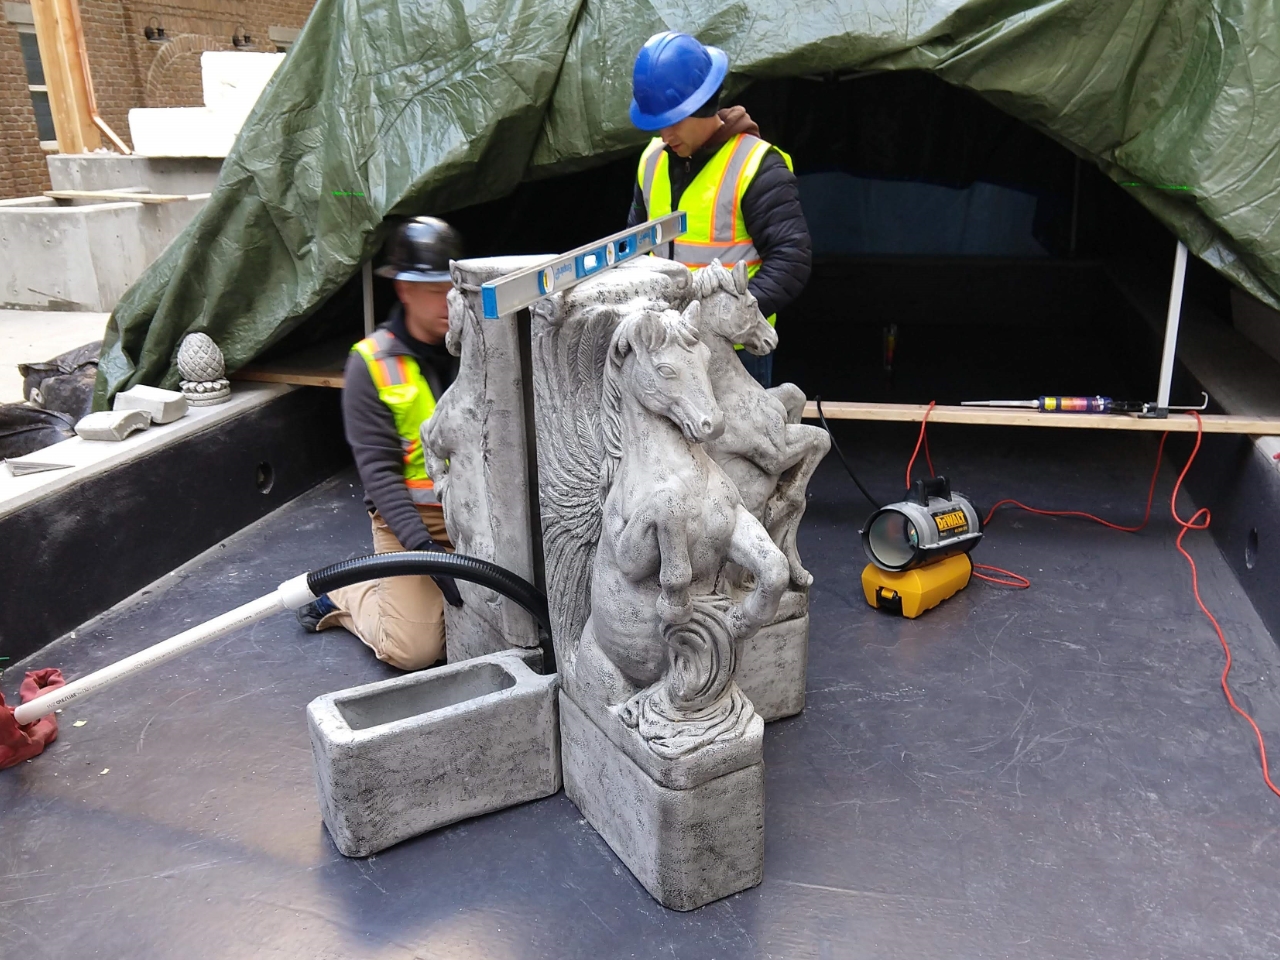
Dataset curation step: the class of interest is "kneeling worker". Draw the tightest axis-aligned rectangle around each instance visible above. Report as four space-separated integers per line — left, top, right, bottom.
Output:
626 31 812 389
297 216 463 669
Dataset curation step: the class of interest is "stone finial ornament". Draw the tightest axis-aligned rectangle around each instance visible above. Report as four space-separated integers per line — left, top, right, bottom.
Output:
177 332 230 406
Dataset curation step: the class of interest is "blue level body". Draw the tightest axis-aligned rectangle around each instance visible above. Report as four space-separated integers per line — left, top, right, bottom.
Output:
479 213 687 319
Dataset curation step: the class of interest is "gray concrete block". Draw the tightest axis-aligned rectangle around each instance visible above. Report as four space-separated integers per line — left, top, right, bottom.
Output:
74 409 152 441
46 154 221 195
0 195 207 311
112 384 188 424
307 649 560 858
560 692 764 911
737 606 809 722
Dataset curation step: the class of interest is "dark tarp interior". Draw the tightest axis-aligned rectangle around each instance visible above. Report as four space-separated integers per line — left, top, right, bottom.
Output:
94 0 1280 405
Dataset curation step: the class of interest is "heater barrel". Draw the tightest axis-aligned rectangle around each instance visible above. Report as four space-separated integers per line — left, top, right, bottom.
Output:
862 477 982 572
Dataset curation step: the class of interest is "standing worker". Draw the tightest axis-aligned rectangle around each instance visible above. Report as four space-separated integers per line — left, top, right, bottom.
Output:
296 217 464 670
626 30 812 388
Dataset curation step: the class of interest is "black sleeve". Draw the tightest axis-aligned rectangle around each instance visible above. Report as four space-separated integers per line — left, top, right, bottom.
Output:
626 180 647 228
341 352 433 552
740 150 812 319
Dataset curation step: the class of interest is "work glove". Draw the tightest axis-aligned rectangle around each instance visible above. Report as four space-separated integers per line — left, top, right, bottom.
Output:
414 540 464 608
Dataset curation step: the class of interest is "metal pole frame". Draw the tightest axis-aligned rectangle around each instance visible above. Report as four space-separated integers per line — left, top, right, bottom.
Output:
1152 240 1189 417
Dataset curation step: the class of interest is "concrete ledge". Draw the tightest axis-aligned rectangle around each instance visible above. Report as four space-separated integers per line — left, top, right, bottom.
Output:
0 385 349 662
46 155 221 196
308 649 561 858
0 194 206 311
0 383 287 520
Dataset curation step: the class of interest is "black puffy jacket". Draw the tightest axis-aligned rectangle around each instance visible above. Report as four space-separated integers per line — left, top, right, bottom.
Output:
626 106 812 320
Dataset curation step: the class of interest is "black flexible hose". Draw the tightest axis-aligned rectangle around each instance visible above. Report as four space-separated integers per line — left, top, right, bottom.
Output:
307 552 555 672
815 396 883 509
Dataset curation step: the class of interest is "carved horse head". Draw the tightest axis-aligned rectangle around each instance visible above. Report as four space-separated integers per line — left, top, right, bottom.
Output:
600 301 724 494
691 259 778 357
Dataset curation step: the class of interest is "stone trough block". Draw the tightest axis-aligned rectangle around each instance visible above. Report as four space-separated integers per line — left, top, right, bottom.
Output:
307 649 560 858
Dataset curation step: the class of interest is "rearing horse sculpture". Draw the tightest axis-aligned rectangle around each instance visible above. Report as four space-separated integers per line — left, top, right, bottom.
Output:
689 261 832 589
551 298 789 758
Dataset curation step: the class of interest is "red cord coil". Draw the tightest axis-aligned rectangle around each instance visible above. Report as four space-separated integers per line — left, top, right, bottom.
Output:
971 563 1030 589
1171 413 1280 798
903 404 1279 798
983 433 1169 533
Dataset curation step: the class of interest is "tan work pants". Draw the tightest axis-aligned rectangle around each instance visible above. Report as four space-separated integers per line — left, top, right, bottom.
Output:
319 503 452 670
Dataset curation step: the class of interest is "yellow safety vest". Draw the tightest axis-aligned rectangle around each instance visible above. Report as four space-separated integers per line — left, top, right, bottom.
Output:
638 132 794 325
352 328 438 503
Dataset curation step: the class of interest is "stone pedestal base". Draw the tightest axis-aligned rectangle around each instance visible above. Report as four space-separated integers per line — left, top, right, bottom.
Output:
735 590 809 721
559 692 764 911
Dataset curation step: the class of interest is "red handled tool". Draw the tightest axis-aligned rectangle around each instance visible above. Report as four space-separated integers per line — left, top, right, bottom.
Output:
962 392 1208 415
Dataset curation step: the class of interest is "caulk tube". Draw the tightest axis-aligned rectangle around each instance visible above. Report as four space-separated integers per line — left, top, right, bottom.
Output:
12 574 316 726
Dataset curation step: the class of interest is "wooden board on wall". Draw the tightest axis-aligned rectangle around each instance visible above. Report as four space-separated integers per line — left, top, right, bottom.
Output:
803 401 1280 435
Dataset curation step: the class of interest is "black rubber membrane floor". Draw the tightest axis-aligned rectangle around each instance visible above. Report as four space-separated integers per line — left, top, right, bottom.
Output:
4 424 1280 960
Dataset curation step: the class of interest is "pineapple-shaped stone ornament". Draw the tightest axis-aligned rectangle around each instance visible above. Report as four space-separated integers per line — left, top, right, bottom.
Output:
177 332 231 406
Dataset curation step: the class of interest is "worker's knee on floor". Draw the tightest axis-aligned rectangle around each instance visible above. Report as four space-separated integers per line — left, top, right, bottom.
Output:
372 617 445 671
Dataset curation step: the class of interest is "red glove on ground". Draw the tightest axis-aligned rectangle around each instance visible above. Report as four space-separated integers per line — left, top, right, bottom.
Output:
0 668 65 770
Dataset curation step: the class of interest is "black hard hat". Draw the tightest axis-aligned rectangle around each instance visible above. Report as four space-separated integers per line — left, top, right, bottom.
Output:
376 216 462 282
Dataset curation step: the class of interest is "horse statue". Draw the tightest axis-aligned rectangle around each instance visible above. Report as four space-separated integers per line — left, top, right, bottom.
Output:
688 260 831 590
532 274 788 759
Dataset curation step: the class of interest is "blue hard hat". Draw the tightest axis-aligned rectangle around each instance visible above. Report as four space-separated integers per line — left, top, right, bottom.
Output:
629 31 729 131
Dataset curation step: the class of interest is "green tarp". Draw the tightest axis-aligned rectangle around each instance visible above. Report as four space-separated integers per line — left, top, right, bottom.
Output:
96 0 1280 403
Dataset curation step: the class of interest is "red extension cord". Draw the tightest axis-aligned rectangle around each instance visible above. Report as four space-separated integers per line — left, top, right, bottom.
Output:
904 402 1032 588
905 405 1280 798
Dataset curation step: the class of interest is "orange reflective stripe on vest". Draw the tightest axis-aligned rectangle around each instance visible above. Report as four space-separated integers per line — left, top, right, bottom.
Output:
351 328 438 502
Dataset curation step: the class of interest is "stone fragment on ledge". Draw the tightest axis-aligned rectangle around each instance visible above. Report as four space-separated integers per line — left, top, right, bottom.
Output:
74 409 152 441
113 384 188 424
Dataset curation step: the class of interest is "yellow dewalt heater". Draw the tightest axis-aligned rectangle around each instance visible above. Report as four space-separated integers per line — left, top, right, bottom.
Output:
860 476 982 618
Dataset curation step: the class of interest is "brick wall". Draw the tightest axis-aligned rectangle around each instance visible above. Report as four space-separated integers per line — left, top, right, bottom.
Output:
0 20 50 198
107 1 315 111
1 0 315 200
80 0 142 148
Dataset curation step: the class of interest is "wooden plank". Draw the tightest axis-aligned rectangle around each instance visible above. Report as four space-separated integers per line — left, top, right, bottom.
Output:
55 0 98 150
30 0 81 153
801 401 1280 435
44 190 206 204
231 336 351 389
233 369 346 389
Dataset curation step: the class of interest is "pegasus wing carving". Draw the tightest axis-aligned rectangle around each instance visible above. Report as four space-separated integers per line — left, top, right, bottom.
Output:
532 294 617 663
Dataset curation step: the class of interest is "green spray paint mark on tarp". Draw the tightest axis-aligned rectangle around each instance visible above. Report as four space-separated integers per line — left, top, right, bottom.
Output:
1121 182 1192 191
332 190 365 197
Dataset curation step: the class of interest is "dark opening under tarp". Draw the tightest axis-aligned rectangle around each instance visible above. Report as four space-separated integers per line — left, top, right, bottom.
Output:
95 0 1280 404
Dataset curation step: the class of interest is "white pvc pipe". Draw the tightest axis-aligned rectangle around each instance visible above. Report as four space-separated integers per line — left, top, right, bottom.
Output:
1156 241 1189 412
13 574 315 726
